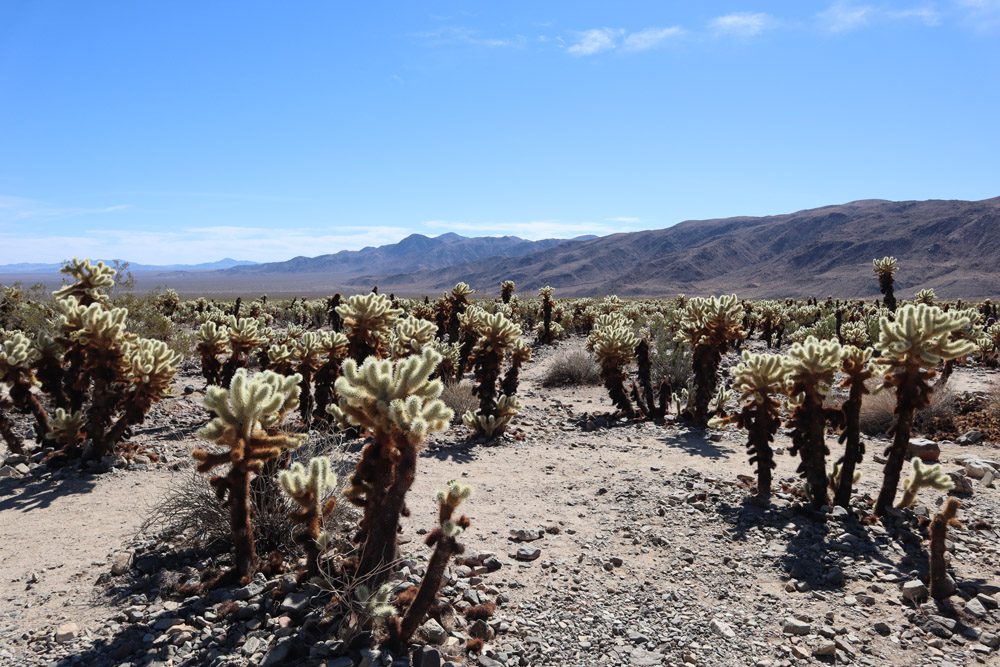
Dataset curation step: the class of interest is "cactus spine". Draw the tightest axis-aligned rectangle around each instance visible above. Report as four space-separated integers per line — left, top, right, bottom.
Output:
193 369 306 579
873 305 975 515
279 456 338 578
328 348 453 584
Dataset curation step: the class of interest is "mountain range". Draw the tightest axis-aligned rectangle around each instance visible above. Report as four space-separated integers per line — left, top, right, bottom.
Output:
0 258 257 274
2 197 998 297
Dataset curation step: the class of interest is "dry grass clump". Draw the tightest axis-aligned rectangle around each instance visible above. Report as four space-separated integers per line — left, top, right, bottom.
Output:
859 386 960 437
141 433 356 553
542 350 601 387
858 389 896 436
439 381 479 423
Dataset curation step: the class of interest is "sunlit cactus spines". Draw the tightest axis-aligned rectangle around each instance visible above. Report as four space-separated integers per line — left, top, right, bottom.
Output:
389 480 472 649
897 458 954 509
500 279 516 304
929 497 961 599
52 257 116 306
589 315 637 417
266 342 296 375
839 320 869 347
312 330 350 421
336 292 403 362
221 316 266 385
279 456 338 578
914 288 936 305
679 295 743 427
0 331 49 451
46 408 86 453
194 368 306 579
715 351 786 499
197 321 229 386
536 285 559 345
294 330 326 427
390 315 437 359
873 304 976 515
463 311 525 438
873 256 898 311
446 282 475 344
833 344 874 508
328 347 452 584
784 336 843 509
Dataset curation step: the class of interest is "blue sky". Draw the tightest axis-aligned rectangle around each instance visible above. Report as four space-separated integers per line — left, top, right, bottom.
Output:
1 1 998 264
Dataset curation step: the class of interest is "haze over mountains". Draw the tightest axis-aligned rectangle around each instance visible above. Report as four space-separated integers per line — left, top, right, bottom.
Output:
2 197 998 298
0 258 257 274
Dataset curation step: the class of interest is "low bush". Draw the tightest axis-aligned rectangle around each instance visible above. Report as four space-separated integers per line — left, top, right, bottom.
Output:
542 350 600 387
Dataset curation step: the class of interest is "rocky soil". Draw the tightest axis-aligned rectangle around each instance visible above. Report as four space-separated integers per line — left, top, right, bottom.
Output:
1 339 999 667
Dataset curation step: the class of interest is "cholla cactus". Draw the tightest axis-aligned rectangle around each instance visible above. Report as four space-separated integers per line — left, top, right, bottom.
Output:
929 498 961 599
715 352 786 499
500 280 516 305
312 330 349 421
873 304 975 515
840 320 869 347
589 315 637 417
755 300 787 349
279 456 338 578
679 295 743 427
873 256 898 312
266 343 296 375
389 481 472 649
832 345 874 509
445 282 475 343
0 332 49 451
455 305 486 379
193 369 307 578
914 288 936 305
46 408 86 454
328 348 453 583
197 321 229 386
536 286 558 345
337 293 403 362
390 315 437 359
52 258 116 306
897 458 953 508
462 312 525 438
294 331 326 427
222 317 266 385
785 336 843 509
500 338 532 398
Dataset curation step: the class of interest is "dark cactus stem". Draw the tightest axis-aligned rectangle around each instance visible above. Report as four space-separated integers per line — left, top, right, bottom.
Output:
935 359 955 390
199 348 223 387
232 297 242 318
35 351 68 410
390 508 469 650
879 273 897 312
298 367 314 429
312 360 341 422
689 345 721 427
221 350 247 387
501 283 514 305
598 360 635 418
500 358 523 397
835 309 844 344
328 294 342 331
228 467 256 579
9 382 51 445
456 332 477 381
0 408 24 454
472 348 501 422
875 366 928 516
762 325 775 349
834 380 866 509
744 402 778 499
789 391 831 510
929 498 960 599
83 368 117 461
63 348 89 412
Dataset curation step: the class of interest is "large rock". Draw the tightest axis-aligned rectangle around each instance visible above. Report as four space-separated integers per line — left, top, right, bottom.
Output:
907 438 940 462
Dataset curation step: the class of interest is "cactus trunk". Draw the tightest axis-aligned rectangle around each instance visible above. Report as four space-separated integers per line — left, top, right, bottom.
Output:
875 367 921 516
229 466 256 579
834 383 864 509
748 409 776 499
356 437 417 584
929 498 959 599
690 345 720 427
0 408 24 454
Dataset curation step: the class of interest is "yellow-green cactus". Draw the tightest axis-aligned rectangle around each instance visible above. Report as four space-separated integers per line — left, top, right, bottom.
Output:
785 336 843 509
390 315 437 359
279 456 338 578
679 295 744 426
52 258 116 306
328 347 452 583
897 458 954 509
874 304 975 515
873 256 898 311
462 311 525 438
840 320 869 347
914 288 936 305
589 316 637 417
336 292 403 361
46 408 86 452
194 369 306 578
197 321 230 386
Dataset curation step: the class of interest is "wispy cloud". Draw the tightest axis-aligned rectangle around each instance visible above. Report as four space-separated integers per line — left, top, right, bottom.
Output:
818 2 942 32
954 0 1000 29
622 27 685 51
566 28 622 55
566 26 682 56
415 26 526 48
0 195 130 225
709 12 775 37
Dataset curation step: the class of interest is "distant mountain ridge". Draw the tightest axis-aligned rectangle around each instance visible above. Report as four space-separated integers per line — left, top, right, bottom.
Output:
0 258 257 274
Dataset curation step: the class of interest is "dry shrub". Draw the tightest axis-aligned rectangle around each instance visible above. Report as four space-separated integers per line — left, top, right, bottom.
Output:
439 381 478 422
141 432 356 553
542 350 600 387
859 389 896 436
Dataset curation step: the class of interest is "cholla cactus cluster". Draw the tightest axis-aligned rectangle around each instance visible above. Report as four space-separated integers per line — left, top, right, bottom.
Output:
873 256 898 312
336 293 403 362
279 456 338 578
832 345 874 508
679 295 743 427
873 304 975 515
462 312 526 438
588 314 638 418
897 458 953 509
197 321 229 386
329 348 453 583
193 369 306 578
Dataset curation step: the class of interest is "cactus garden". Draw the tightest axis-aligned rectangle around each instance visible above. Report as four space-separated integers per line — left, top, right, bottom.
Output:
0 259 997 667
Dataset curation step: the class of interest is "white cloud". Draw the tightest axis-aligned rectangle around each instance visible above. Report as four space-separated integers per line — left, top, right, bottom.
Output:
416 26 525 48
0 195 130 224
819 3 875 32
954 0 1000 29
566 28 622 55
709 12 774 37
890 6 942 25
622 27 684 51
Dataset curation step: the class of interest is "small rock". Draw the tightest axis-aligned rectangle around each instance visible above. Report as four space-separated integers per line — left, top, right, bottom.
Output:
907 438 940 462
813 641 836 657
110 552 133 576
901 580 927 603
513 546 541 562
420 618 447 644
710 618 736 640
782 617 811 636
55 622 80 643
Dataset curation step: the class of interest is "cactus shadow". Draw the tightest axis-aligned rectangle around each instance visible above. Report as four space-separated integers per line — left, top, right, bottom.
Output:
421 440 477 464
659 430 732 459
0 472 96 513
716 499 928 592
